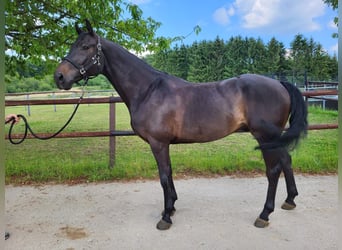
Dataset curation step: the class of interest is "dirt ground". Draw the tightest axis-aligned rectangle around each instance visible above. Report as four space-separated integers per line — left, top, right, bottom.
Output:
5 175 338 250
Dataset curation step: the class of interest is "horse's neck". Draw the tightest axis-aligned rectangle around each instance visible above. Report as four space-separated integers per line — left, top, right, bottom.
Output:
101 40 157 110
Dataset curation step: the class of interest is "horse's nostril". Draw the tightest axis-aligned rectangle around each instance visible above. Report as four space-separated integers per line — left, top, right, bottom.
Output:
58 72 64 81
54 72 65 89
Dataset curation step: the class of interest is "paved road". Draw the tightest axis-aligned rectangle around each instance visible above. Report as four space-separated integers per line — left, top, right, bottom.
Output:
5 175 338 250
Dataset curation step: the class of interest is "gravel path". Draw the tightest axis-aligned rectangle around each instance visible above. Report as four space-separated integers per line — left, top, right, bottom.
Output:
5 175 338 250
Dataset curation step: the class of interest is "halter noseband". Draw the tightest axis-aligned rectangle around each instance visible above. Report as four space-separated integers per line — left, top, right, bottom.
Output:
63 35 103 79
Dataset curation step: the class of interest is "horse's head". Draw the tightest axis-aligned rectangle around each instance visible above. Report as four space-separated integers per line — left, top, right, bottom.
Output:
54 20 104 90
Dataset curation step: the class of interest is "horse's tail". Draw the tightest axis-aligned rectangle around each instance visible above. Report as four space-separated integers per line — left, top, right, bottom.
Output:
258 81 308 151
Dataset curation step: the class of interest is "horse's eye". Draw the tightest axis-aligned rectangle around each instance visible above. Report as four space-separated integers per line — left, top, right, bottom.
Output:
82 44 89 50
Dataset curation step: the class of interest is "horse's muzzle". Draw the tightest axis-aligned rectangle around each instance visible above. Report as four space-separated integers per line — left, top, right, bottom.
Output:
54 71 72 90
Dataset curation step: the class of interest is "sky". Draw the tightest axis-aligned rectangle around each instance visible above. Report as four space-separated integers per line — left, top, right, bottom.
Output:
130 0 338 55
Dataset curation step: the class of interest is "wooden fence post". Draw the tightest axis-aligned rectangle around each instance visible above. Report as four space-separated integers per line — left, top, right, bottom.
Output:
109 96 116 168
26 94 31 116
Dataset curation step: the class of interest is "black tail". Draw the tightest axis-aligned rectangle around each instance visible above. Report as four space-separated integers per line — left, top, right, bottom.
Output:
258 81 308 150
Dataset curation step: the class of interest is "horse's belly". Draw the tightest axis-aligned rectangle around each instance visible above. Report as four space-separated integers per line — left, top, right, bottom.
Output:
168 104 246 143
172 119 240 143
172 133 228 143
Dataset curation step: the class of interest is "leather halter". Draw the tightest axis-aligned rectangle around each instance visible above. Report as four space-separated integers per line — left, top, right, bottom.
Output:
63 35 103 79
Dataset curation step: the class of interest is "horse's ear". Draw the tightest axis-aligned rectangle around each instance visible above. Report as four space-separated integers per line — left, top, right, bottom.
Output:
75 22 82 35
85 19 94 35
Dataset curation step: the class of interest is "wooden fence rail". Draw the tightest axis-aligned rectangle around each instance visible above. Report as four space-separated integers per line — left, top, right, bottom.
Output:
5 89 338 167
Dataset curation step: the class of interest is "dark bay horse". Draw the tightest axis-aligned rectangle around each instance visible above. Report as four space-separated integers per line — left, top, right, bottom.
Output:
54 20 307 230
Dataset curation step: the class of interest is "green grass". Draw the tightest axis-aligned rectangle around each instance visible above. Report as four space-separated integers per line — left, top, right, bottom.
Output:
5 103 338 184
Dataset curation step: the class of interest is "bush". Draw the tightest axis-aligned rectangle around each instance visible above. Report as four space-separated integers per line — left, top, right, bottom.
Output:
5 74 112 93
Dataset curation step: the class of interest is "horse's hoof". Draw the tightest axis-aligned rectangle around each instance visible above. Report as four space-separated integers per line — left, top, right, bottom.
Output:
281 201 296 210
156 219 172 230
254 217 269 228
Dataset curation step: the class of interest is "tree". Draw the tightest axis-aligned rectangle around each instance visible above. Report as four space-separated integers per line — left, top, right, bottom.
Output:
289 34 309 75
288 34 336 82
265 38 287 74
224 36 249 77
175 45 190 80
206 37 226 81
323 0 338 38
5 0 172 75
187 41 211 82
146 34 337 84
245 37 267 73
323 0 337 8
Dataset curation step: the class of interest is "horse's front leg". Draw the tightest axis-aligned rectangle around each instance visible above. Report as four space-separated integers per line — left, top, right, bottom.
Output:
149 140 178 230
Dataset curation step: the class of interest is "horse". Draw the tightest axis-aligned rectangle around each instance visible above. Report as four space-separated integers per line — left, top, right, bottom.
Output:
54 20 307 230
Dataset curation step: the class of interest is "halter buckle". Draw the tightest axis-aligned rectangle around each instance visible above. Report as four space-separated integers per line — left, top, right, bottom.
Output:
80 68 86 75
92 55 101 66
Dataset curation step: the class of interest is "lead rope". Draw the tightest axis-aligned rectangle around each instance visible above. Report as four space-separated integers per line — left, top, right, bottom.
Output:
7 78 89 145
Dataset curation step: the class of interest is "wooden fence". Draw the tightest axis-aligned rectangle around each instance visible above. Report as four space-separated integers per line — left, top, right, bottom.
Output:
5 89 338 168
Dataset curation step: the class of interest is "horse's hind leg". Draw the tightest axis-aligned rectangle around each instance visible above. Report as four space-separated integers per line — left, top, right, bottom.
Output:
254 148 282 228
254 144 298 228
250 121 283 227
280 151 298 210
